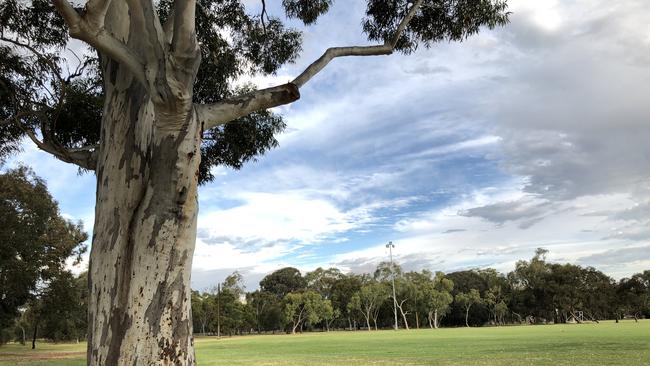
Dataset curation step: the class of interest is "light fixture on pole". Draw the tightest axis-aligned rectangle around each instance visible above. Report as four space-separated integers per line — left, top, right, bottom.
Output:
386 241 398 330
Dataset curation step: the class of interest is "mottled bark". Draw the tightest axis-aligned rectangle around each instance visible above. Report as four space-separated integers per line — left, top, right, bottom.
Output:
88 82 200 365
81 1 201 364
434 310 439 329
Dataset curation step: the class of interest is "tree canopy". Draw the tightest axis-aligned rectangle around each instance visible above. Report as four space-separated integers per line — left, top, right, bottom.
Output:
0 166 87 331
0 0 510 178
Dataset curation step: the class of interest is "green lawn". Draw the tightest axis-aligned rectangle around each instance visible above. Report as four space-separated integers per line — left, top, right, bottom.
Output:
2 321 649 365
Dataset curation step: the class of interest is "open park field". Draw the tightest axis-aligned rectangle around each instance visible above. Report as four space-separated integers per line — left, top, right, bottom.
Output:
0 321 648 366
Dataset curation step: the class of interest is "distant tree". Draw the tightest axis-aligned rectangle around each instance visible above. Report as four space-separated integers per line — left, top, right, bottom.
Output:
305 267 344 300
494 301 509 325
247 290 282 333
374 261 403 282
320 299 338 332
393 276 418 330
0 166 87 334
508 248 554 322
423 272 454 329
330 274 363 331
222 271 246 299
484 285 506 325
405 270 435 329
260 267 307 299
617 272 650 321
630 271 650 318
191 291 215 335
456 289 482 328
349 281 388 331
217 288 245 336
283 290 328 334
446 270 490 326
36 271 87 343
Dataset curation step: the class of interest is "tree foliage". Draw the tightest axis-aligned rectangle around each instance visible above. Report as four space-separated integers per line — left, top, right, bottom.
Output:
0 166 87 332
0 0 511 176
260 267 307 299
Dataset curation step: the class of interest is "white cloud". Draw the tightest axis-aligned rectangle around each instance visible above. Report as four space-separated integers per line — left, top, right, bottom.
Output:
198 191 357 245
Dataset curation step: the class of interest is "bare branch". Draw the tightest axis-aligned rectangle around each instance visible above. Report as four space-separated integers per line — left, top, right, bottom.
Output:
15 120 98 170
195 0 423 130
292 45 393 88
52 0 148 86
293 0 423 88
260 0 268 33
196 84 300 130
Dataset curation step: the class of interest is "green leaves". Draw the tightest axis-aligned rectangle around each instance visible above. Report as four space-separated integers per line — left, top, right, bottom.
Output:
363 0 510 54
0 167 87 331
282 0 333 25
1 0 510 182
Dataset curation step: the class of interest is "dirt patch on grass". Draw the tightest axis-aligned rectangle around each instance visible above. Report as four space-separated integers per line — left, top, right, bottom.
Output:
0 351 85 360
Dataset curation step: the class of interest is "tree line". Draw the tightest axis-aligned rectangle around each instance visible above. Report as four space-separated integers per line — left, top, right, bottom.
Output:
1 165 648 344
189 249 650 336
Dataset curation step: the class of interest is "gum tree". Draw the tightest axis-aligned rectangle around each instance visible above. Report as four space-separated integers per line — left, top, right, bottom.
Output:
0 0 509 364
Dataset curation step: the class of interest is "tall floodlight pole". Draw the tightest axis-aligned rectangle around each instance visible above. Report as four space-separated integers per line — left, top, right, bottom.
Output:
386 241 398 330
217 283 221 338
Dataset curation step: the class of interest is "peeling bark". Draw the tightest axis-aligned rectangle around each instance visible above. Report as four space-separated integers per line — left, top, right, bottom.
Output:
84 2 201 364
88 80 200 364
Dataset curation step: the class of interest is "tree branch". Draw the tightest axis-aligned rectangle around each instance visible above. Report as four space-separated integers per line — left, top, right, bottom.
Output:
0 34 98 170
172 0 198 56
292 45 393 88
17 123 98 170
195 0 423 131
85 0 113 28
196 83 300 130
52 0 148 86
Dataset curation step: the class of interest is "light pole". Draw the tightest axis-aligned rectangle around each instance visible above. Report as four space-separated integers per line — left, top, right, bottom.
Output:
217 283 221 338
386 241 398 330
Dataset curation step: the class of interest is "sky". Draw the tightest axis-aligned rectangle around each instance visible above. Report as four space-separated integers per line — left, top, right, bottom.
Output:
5 0 650 291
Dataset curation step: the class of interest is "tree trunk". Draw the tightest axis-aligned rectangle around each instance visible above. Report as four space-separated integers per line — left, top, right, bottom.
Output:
31 318 38 350
415 311 420 329
86 4 202 364
366 315 371 331
465 306 470 327
434 310 439 329
398 307 410 330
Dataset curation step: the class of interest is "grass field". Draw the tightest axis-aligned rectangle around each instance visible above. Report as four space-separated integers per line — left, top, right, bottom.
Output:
1 321 649 365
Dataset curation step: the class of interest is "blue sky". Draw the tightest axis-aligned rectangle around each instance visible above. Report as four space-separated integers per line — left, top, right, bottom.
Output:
6 0 650 291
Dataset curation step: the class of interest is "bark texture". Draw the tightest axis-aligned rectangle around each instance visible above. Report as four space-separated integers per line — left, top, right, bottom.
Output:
85 1 201 364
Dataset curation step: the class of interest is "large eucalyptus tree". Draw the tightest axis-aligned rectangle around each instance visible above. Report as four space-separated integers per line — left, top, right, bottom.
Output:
0 0 509 364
